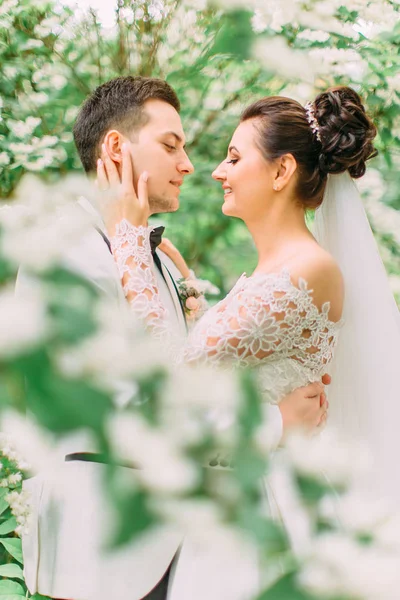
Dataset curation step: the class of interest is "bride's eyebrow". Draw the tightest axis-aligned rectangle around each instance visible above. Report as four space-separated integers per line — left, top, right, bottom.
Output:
228 145 240 154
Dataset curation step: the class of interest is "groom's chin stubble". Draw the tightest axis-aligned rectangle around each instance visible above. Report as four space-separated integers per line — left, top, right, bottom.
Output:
149 197 179 214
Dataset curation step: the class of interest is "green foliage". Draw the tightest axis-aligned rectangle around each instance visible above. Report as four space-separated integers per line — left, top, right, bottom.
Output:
1 4 400 600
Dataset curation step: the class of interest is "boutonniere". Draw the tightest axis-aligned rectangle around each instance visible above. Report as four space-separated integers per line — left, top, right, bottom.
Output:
178 271 219 323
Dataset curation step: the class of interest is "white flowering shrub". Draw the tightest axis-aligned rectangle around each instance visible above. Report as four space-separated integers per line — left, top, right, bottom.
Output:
0 435 34 598
0 175 398 598
3 0 399 294
214 0 400 290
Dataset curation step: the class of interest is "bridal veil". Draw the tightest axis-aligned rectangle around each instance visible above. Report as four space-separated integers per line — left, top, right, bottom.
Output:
314 172 400 502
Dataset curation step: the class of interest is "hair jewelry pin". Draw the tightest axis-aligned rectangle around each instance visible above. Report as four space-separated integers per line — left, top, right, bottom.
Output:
305 101 322 142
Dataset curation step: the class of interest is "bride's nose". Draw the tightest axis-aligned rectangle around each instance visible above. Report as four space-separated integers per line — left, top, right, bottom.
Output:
212 161 226 181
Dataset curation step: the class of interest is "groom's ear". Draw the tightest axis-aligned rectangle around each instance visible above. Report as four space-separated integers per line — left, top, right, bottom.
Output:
102 130 124 164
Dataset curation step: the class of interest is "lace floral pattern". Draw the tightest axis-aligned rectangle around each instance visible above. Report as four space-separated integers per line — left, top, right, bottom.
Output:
110 219 171 340
185 271 343 371
110 221 344 395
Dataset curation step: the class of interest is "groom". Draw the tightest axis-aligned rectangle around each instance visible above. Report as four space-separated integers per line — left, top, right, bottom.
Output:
22 76 329 600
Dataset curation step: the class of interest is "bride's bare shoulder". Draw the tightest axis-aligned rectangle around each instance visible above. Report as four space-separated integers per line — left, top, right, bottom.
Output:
288 244 344 322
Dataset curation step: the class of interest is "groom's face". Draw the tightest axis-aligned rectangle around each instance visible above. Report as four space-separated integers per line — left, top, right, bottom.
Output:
127 99 194 214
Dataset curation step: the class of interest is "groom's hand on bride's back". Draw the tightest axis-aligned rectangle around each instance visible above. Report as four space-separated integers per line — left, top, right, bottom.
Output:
279 376 330 438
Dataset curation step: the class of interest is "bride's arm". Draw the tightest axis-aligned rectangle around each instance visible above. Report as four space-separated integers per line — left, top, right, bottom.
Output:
98 144 174 341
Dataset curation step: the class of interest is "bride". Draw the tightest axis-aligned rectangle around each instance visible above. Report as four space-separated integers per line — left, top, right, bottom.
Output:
96 85 373 404
97 85 399 596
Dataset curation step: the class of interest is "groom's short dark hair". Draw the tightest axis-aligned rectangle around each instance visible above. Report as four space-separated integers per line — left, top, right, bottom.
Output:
73 76 180 173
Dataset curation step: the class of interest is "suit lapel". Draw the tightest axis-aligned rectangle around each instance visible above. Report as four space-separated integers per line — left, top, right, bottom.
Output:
77 197 187 334
156 254 187 333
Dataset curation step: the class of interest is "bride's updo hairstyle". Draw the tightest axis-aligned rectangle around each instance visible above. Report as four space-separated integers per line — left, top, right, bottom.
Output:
240 86 377 209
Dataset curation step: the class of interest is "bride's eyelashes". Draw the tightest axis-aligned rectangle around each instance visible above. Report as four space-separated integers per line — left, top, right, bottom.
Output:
226 158 238 165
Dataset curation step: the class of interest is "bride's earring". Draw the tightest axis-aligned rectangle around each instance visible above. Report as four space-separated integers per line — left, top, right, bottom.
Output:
273 183 280 191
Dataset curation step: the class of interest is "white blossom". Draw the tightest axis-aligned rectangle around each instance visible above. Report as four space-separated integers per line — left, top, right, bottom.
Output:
156 497 260 600
1 411 56 473
0 152 10 167
254 37 315 82
0 285 48 357
297 29 330 43
285 429 370 486
5 489 32 536
56 300 170 394
7 117 41 139
108 413 199 494
0 175 94 272
299 532 400 599
308 47 367 81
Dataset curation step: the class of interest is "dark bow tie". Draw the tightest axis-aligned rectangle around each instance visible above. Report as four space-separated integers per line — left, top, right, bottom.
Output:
95 225 165 255
150 226 165 255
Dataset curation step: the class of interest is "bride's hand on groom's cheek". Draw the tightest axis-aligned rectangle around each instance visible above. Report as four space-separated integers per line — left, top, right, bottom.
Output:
96 142 150 234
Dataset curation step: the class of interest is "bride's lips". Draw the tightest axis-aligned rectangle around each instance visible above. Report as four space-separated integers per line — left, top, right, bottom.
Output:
222 184 233 198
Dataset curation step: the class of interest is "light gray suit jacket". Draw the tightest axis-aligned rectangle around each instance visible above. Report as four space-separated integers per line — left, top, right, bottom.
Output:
21 198 186 600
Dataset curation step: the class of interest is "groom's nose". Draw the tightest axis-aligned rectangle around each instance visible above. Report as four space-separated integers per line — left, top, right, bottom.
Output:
177 153 194 175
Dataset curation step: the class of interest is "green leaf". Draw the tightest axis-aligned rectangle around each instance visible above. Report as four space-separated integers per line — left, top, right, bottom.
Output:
0 563 24 580
238 370 263 439
0 578 25 597
0 503 9 519
0 496 10 518
0 538 23 564
0 517 18 535
257 573 311 600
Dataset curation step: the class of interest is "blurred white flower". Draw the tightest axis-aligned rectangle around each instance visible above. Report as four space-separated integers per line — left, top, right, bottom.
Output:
309 47 367 81
286 429 370 486
108 413 198 494
251 9 268 33
297 29 330 43
7 117 41 139
23 39 44 50
155 497 260 600
50 74 67 90
56 300 170 394
164 363 239 420
34 16 60 37
254 37 315 82
6 489 32 536
0 152 10 167
0 285 48 357
1 411 56 473
0 175 94 272
299 531 400 599
320 490 396 536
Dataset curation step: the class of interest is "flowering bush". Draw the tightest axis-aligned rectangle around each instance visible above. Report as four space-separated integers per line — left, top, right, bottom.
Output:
0 435 34 598
0 175 398 599
1 1 400 595
2 0 399 294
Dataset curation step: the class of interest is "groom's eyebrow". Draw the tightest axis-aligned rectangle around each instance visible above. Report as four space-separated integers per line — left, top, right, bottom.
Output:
164 131 186 148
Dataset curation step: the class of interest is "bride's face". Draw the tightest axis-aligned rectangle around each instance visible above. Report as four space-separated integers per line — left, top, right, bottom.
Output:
212 119 276 221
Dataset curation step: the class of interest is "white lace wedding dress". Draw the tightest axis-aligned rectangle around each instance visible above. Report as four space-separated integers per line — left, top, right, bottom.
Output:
111 220 342 398
110 220 344 599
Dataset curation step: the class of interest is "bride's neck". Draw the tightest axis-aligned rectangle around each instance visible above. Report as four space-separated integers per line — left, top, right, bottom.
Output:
245 200 312 270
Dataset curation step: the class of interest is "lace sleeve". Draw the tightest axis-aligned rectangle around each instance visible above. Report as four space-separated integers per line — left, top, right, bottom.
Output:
110 222 340 370
110 219 172 341
183 271 341 369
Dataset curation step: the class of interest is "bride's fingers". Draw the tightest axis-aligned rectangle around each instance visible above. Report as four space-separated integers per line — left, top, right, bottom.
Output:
137 171 150 214
96 158 109 191
121 142 134 190
101 143 121 187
